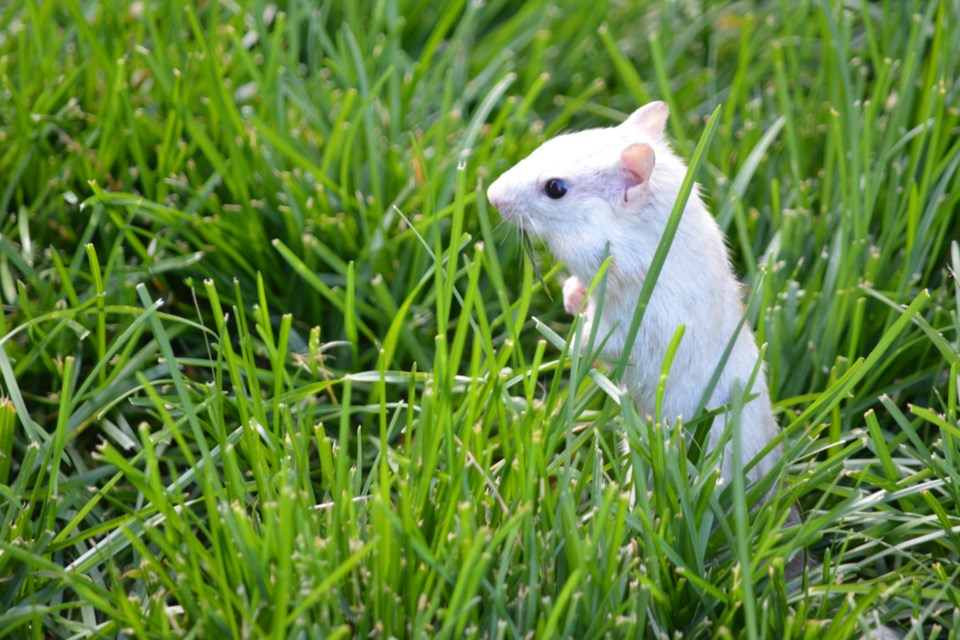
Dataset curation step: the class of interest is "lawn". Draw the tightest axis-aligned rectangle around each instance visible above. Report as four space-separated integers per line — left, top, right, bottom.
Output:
1 0 959 638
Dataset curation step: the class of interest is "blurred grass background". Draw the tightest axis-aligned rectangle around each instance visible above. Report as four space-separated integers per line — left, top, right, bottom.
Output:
0 0 958 637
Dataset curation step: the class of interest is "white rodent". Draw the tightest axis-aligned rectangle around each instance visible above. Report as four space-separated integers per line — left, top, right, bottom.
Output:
487 101 781 484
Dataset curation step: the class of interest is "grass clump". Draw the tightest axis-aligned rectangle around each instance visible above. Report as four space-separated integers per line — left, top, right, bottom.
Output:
1 0 959 638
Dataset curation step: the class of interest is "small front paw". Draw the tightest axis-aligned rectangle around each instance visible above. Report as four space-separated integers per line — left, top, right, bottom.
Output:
562 277 587 315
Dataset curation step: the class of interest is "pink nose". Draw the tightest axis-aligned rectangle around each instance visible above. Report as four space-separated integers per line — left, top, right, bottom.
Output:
487 182 503 210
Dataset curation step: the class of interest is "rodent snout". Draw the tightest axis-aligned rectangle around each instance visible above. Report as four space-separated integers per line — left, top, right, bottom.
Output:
486 180 504 211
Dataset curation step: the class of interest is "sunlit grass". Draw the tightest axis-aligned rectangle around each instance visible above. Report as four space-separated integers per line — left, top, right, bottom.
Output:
1 0 958 638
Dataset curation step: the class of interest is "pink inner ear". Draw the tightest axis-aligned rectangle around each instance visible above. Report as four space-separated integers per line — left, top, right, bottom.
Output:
621 143 656 188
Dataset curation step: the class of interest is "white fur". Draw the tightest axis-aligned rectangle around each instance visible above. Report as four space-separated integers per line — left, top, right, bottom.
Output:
487 101 780 484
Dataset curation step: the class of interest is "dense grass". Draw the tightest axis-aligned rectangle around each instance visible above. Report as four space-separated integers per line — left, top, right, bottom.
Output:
1 0 959 637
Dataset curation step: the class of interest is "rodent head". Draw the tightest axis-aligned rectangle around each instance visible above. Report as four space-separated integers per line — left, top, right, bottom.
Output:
487 101 676 282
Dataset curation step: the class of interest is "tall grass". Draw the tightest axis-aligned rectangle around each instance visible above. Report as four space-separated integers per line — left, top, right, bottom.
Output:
0 0 958 637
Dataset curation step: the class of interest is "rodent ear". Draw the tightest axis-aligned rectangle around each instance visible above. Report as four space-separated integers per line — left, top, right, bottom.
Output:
620 143 656 198
623 101 669 139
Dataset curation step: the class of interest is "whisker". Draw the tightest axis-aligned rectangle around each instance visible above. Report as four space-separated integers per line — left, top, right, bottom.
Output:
516 225 550 298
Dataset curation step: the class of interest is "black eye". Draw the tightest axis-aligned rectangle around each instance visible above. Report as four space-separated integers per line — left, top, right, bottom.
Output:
544 179 567 199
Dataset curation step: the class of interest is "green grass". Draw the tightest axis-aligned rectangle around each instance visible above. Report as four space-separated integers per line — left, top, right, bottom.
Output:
1 0 959 637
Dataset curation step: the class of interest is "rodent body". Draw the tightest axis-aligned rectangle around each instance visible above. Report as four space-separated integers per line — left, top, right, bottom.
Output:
487 101 780 483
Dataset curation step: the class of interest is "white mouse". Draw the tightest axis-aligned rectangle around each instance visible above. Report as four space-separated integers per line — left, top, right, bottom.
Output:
487 101 780 484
